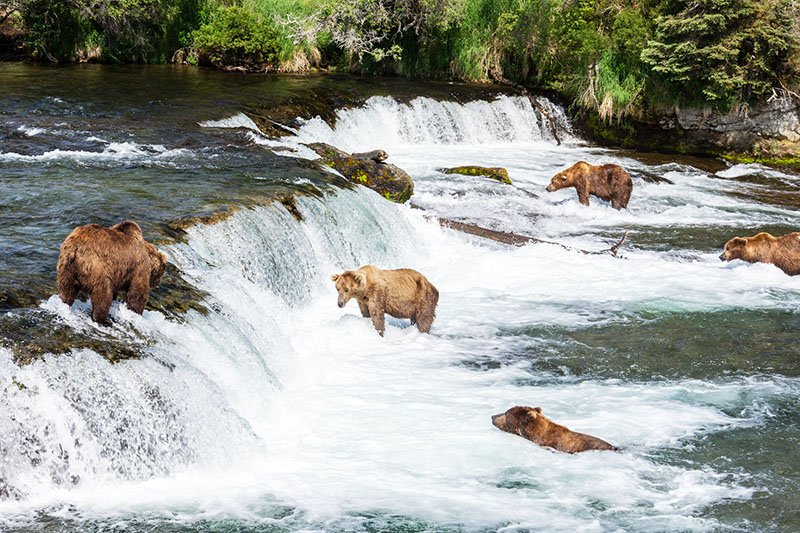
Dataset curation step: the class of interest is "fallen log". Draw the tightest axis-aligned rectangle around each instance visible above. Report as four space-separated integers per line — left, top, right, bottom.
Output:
435 217 628 257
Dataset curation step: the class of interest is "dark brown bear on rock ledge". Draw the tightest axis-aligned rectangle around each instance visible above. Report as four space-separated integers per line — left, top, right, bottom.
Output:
546 161 633 209
492 405 619 453
57 221 168 324
720 232 800 275
331 265 439 336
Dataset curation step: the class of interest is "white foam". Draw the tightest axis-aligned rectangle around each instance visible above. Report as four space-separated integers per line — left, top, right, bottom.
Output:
16 125 46 137
289 95 575 152
0 142 193 164
199 112 262 132
2 188 796 531
717 163 799 180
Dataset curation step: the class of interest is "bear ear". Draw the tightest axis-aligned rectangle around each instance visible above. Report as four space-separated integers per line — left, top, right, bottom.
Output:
353 271 367 289
330 274 340 282
528 407 541 418
732 237 747 246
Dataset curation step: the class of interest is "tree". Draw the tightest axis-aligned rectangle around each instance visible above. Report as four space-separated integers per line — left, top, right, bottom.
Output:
641 0 799 106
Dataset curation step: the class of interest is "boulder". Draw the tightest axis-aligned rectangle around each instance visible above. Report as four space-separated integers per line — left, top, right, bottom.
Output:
306 143 414 203
442 166 512 185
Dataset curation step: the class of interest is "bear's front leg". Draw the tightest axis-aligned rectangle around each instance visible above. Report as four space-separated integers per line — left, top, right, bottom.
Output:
576 184 591 206
367 299 386 336
358 299 371 318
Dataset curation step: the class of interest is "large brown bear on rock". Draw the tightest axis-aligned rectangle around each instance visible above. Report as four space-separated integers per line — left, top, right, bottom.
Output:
57 221 168 324
720 232 800 275
331 265 439 336
492 405 619 454
546 161 633 209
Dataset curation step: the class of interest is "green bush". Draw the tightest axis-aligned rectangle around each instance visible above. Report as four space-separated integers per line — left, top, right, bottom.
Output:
11 0 800 115
192 5 282 67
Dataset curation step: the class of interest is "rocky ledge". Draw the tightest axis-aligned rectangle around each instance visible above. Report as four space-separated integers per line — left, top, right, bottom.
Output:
581 94 800 170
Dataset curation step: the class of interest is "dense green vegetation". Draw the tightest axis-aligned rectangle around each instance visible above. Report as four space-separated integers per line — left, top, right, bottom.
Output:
2 0 798 116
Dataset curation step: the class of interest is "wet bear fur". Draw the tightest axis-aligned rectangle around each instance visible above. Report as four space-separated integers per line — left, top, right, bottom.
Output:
492 405 619 454
57 221 168 324
331 265 439 336
720 232 800 275
546 161 633 210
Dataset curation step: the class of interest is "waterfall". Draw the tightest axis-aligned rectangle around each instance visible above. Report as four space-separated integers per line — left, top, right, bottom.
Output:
2 186 791 531
280 95 575 152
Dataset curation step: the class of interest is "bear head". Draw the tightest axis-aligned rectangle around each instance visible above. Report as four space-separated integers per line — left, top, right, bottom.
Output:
492 405 542 436
720 233 777 263
546 161 588 192
146 242 168 287
331 270 367 308
719 236 748 262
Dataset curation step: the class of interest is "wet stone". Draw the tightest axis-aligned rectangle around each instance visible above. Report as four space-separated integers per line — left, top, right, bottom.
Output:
305 142 414 203
442 165 513 185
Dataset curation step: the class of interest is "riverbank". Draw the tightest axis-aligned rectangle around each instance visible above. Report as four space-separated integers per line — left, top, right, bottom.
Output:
575 95 800 172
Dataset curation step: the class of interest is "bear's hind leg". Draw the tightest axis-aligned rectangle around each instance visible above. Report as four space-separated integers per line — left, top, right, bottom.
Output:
57 267 79 306
90 279 113 325
125 268 150 314
415 286 439 333
59 282 79 306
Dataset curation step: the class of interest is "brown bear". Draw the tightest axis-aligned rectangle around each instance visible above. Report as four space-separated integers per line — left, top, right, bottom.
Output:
720 232 800 275
491 406 619 454
331 265 439 336
57 220 168 324
546 161 633 209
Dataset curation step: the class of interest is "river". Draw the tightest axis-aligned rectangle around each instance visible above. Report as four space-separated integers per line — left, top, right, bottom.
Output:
1 63 799 532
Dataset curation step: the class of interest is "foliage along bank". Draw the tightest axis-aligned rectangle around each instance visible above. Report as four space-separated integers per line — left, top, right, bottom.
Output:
2 0 799 164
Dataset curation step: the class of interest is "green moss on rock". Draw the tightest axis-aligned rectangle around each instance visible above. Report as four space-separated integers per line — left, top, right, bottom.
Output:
305 142 414 203
442 166 512 184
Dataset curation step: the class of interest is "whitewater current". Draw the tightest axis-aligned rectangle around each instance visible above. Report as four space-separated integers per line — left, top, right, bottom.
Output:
2 93 800 531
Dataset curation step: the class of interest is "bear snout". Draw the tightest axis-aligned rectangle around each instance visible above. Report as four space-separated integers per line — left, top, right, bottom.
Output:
491 413 504 428
546 183 556 192
719 252 728 261
337 295 346 308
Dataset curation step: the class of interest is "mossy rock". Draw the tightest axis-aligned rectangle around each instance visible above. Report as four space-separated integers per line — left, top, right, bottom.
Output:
305 142 414 203
442 166 512 185
0 309 151 365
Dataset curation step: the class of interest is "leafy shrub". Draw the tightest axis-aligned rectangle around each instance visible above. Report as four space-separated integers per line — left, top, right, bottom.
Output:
192 5 282 67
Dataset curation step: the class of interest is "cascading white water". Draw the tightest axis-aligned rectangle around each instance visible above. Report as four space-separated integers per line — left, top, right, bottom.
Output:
2 185 799 530
4 91 800 531
286 95 572 150
256 94 800 239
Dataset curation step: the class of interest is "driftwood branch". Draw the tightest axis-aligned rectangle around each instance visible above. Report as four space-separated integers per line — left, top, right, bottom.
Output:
435 217 628 257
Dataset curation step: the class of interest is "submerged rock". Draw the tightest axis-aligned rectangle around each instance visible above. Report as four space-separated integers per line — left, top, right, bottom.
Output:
1 309 150 365
306 143 414 203
442 166 512 185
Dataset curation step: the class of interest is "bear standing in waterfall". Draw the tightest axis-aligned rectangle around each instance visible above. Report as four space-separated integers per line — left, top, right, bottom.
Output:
719 232 800 275
331 265 439 336
546 161 633 209
491 406 619 453
57 220 168 324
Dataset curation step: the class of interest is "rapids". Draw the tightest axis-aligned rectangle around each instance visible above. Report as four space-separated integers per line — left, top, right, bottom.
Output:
1 64 799 531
